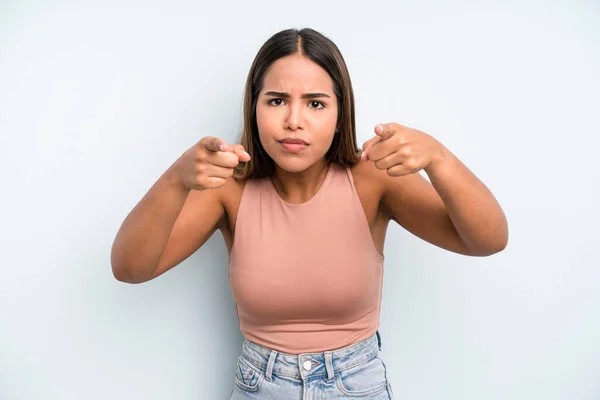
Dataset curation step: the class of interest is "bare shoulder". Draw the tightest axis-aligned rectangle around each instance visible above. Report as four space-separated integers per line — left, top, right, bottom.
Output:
219 176 246 223
349 161 389 223
218 176 247 252
350 161 391 215
352 160 435 220
220 175 247 197
350 160 387 190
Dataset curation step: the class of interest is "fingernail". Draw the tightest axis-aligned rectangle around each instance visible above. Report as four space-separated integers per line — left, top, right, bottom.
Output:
220 144 225 151
244 151 250 158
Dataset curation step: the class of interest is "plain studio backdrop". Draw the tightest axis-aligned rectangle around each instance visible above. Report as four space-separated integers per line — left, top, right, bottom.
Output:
1 1 599 399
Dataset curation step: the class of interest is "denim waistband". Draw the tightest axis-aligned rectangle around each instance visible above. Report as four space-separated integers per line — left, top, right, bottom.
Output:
239 331 382 382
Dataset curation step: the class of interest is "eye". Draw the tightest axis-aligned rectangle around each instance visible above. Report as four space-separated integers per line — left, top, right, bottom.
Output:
309 101 325 110
268 98 284 106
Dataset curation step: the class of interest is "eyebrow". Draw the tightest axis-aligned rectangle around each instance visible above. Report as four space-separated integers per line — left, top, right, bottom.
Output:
264 91 331 99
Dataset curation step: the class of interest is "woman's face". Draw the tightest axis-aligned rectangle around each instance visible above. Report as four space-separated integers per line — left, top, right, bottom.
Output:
256 54 338 173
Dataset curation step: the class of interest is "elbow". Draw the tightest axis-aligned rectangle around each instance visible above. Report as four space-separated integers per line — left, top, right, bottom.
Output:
482 239 508 256
112 264 135 283
111 264 151 284
470 232 509 257
111 247 133 283
475 217 509 257
111 261 137 284
492 223 510 254
111 250 152 284
455 219 509 257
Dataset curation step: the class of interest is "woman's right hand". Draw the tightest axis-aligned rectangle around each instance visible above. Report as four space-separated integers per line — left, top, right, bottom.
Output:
173 137 251 191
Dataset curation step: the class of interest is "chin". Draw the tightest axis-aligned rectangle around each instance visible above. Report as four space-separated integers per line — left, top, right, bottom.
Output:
264 148 322 173
271 156 315 173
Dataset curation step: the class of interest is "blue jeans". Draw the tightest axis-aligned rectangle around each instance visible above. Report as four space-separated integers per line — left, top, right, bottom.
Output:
229 331 395 399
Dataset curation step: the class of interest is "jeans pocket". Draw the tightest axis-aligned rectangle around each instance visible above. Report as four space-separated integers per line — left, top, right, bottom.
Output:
335 355 389 397
234 356 264 393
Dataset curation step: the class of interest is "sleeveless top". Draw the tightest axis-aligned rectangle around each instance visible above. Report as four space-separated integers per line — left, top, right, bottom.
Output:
228 163 385 354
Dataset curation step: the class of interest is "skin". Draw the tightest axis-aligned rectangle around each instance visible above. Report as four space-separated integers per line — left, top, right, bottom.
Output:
122 52 508 284
217 53 508 258
256 54 338 203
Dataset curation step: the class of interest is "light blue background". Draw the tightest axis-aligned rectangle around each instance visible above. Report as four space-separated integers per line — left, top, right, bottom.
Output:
1 1 599 399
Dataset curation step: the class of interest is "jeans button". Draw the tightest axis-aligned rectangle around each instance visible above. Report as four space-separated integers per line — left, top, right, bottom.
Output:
302 360 312 371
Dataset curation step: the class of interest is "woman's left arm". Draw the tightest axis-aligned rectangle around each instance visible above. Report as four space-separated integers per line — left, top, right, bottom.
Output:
362 123 509 257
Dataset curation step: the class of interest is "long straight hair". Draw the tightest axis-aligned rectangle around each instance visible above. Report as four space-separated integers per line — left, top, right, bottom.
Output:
233 28 360 180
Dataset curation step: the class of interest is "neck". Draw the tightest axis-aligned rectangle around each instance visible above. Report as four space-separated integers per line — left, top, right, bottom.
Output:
271 159 331 204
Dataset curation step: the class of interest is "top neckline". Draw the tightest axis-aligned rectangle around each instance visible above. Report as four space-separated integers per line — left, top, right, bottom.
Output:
267 164 335 207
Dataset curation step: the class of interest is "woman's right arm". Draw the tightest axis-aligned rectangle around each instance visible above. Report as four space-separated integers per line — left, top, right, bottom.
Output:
110 137 250 284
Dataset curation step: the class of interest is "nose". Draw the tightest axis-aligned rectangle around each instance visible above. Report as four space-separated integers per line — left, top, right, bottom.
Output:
284 102 304 131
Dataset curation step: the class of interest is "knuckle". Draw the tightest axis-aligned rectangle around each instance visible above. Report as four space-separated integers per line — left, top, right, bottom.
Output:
194 147 207 160
199 137 211 148
203 137 217 150
196 162 207 174
225 152 239 165
404 159 417 170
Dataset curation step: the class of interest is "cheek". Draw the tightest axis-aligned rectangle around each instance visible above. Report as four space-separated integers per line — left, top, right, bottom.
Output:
317 130 337 155
315 111 338 147
256 106 278 142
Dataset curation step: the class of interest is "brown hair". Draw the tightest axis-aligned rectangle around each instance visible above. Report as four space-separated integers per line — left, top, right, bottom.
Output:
233 28 360 180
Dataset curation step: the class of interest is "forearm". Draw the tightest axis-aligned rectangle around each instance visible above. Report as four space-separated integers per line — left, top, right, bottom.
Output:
111 165 191 282
424 146 508 256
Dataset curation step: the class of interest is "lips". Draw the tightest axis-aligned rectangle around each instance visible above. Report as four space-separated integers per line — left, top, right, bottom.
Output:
279 138 308 145
278 137 308 153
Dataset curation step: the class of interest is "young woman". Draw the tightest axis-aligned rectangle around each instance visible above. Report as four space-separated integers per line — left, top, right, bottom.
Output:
111 28 508 399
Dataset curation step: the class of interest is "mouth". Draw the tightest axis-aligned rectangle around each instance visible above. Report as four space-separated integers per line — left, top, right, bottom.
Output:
278 137 309 153
278 138 309 145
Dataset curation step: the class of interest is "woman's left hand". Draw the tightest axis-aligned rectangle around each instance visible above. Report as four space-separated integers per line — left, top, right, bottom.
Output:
361 123 445 177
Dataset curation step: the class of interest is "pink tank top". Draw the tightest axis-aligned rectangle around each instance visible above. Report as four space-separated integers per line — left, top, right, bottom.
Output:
228 163 385 354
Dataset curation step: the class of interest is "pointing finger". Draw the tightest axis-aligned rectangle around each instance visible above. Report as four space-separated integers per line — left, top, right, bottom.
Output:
374 123 397 141
231 144 251 162
361 135 381 161
201 136 230 152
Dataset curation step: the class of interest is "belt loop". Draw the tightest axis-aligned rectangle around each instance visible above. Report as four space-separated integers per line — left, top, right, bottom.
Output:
265 350 277 382
324 351 334 382
376 330 382 351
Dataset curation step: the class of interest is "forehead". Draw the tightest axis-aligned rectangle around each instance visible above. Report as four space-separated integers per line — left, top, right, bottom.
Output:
261 54 334 93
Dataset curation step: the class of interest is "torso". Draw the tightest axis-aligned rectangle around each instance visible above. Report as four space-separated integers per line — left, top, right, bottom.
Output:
218 161 390 256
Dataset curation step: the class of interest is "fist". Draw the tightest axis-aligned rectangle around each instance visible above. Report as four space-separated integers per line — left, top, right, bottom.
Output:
174 136 251 190
361 123 443 177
